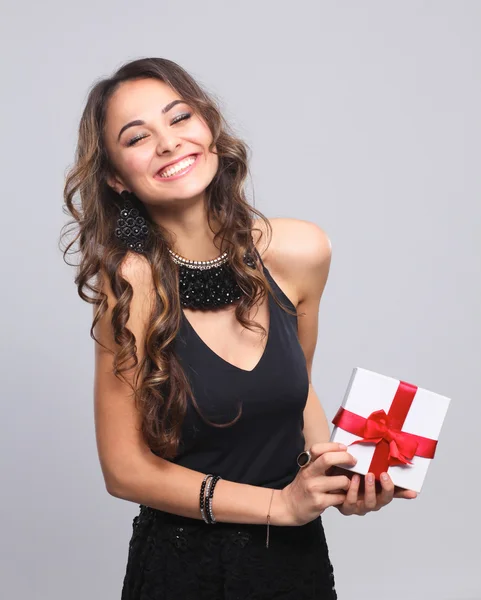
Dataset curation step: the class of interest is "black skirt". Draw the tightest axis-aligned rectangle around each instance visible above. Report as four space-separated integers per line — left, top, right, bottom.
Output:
121 505 338 600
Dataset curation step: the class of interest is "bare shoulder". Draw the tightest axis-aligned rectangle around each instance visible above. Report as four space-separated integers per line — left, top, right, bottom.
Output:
93 251 155 351
252 217 332 306
119 251 156 292
96 252 155 306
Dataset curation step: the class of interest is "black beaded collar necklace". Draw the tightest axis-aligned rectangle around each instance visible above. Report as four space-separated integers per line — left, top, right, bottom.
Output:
168 248 257 310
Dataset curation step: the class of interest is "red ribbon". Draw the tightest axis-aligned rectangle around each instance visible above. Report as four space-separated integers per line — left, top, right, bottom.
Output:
332 380 438 480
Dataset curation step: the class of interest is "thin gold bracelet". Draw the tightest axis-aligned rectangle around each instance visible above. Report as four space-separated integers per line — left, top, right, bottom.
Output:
265 489 275 548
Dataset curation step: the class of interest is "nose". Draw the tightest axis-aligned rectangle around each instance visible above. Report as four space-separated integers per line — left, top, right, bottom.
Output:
155 132 181 156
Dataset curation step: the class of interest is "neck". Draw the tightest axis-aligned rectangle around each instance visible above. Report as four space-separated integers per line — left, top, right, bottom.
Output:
149 197 224 260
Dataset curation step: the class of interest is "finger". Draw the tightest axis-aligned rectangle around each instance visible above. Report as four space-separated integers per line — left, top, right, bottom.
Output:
304 444 350 474
336 475 361 517
323 474 351 494
378 472 395 506
345 474 361 506
394 488 418 499
310 442 351 461
355 500 369 517
311 450 358 476
364 473 378 510
323 493 350 511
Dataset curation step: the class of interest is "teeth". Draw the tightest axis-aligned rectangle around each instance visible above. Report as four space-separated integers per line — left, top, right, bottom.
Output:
159 155 196 178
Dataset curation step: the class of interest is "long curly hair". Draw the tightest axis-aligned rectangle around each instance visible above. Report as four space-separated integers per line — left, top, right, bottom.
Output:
60 57 296 460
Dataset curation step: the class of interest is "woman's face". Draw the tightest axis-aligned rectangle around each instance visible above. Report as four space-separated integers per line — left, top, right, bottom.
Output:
103 78 219 209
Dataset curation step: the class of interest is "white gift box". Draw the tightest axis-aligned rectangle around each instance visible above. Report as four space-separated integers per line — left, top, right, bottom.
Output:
329 367 451 493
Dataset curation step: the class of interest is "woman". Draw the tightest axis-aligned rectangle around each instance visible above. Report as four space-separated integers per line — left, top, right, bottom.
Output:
62 57 417 599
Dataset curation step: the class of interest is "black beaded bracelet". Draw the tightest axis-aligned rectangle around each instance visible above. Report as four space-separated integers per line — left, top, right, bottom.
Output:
206 475 222 524
199 474 213 524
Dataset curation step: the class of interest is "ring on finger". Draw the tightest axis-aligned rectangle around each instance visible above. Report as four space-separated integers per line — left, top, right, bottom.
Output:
297 449 312 468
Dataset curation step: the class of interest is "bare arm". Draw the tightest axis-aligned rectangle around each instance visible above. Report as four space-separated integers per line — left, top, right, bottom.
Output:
108 451 286 525
296 223 332 449
298 226 332 449
264 219 333 450
93 253 290 526
302 384 331 450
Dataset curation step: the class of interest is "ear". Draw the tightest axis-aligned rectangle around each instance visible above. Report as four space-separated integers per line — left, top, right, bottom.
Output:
106 172 127 196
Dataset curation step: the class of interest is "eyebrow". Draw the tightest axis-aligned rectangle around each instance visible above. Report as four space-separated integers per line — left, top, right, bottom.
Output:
116 99 187 142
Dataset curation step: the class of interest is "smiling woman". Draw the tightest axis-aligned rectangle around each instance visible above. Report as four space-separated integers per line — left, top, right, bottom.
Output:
60 57 345 599
102 77 221 212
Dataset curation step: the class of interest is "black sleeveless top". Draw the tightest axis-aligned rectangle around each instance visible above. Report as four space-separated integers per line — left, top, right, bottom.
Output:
166 250 308 490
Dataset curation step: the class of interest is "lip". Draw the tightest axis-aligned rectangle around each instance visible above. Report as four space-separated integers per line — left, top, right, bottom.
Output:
155 153 200 179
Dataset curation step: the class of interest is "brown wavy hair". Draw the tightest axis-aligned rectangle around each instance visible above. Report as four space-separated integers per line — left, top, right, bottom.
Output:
60 57 296 459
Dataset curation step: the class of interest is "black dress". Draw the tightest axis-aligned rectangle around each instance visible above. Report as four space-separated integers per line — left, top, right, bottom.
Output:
120 250 338 599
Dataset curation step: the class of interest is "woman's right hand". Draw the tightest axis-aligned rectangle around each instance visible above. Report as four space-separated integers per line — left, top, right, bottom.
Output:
276 442 358 526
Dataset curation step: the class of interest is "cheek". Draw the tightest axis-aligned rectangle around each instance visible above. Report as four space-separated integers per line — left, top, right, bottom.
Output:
208 151 219 173
123 150 151 176
193 118 215 150
202 135 218 169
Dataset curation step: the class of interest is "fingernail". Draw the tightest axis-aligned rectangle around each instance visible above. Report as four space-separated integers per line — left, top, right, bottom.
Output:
381 473 389 481
338 444 347 450
367 474 374 484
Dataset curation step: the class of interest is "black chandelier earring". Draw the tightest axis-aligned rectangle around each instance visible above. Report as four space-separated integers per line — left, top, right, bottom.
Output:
115 190 150 253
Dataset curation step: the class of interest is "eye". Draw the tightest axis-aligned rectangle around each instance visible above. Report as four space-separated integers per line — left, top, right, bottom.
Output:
127 134 147 147
126 113 192 147
171 112 192 125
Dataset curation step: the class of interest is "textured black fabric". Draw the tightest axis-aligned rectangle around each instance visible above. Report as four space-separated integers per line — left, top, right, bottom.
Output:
121 506 337 599
121 250 338 598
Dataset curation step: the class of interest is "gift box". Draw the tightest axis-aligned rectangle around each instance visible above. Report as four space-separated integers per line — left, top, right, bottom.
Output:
329 367 451 493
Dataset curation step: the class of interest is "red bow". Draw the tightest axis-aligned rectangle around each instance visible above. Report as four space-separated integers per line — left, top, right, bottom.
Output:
348 409 418 466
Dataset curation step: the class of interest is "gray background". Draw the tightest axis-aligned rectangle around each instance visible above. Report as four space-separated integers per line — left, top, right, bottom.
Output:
1 1 479 599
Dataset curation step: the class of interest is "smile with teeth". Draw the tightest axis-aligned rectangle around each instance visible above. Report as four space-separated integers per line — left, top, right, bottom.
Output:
159 155 197 178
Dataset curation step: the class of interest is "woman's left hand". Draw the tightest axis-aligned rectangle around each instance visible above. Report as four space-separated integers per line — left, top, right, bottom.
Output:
335 471 418 516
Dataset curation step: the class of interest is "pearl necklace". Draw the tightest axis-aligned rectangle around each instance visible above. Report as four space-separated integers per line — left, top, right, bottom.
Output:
168 248 257 310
